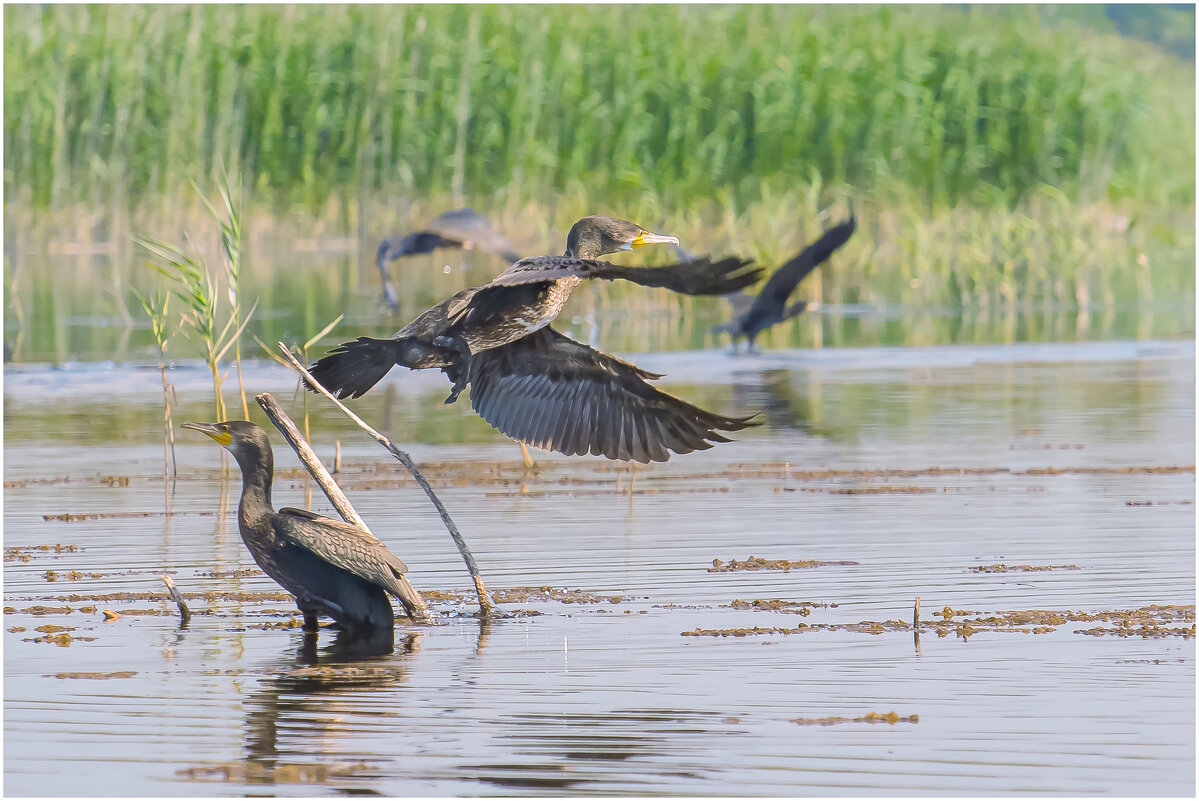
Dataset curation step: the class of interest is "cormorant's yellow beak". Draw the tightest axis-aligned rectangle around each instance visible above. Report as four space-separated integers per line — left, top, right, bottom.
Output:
628 230 680 250
182 421 233 447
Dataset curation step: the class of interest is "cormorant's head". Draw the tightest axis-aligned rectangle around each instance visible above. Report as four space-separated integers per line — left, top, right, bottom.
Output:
564 215 679 260
182 420 272 468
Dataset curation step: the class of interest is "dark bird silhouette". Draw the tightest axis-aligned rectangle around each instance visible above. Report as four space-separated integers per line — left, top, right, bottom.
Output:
183 420 412 636
715 214 857 350
309 215 761 462
377 208 520 309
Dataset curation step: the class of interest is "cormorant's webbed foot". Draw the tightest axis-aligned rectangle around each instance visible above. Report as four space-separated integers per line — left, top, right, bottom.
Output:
435 335 472 404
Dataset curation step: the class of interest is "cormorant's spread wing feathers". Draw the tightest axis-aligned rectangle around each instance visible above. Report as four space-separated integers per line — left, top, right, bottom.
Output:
604 256 761 295
487 255 761 296
423 209 520 262
742 216 857 330
723 288 756 319
274 509 410 596
466 327 757 463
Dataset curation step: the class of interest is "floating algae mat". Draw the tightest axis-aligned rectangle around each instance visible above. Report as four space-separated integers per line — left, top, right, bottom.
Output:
4 340 1194 794
681 603 1196 639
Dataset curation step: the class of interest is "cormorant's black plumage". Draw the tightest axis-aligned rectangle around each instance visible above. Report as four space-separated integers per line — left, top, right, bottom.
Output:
377 208 520 309
309 215 761 461
183 421 411 636
716 214 857 348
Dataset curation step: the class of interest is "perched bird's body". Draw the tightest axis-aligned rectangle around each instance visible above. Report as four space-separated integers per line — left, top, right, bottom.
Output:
183 421 411 636
309 216 761 462
377 208 521 309
717 214 857 349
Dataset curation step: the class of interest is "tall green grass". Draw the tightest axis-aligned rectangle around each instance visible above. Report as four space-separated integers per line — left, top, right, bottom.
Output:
4 4 1193 217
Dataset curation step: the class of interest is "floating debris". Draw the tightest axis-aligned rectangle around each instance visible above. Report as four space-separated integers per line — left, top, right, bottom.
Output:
684 625 813 638
1022 465 1193 476
792 711 919 726
102 610 121 621
682 604 1194 640
52 671 137 680
22 625 96 646
195 568 265 578
42 510 212 522
245 619 303 630
484 486 731 498
829 485 937 495
969 564 1080 573
709 556 859 573
5 605 73 616
5 543 79 562
177 760 378 784
491 587 628 605
728 599 838 615
1076 623 1195 639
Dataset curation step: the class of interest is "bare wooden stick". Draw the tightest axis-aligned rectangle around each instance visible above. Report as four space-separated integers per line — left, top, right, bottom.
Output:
255 392 429 621
161 574 191 622
274 343 497 618
912 595 922 657
334 440 342 474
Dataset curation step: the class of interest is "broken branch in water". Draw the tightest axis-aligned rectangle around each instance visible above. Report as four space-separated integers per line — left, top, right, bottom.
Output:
273 342 497 619
255 392 429 622
161 574 191 622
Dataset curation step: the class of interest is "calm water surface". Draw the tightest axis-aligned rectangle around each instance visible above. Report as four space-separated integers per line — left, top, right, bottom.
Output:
4 337 1195 795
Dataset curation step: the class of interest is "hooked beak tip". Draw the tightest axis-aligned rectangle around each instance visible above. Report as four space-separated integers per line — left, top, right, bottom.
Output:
631 231 680 249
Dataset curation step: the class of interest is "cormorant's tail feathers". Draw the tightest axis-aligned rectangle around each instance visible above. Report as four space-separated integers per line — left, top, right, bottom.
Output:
306 337 405 399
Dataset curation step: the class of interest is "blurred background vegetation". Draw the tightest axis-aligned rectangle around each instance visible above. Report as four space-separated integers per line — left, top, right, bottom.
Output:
3 3 1195 363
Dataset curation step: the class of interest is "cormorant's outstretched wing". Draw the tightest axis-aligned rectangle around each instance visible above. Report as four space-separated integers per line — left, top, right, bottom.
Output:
423 208 520 263
466 327 757 463
740 216 857 332
723 289 756 319
486 255 762 296
274 508 410 596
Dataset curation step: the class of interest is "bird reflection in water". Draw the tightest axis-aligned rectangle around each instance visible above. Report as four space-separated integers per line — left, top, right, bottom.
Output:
236 629 420 790
463 709 732 790
730 368 818 434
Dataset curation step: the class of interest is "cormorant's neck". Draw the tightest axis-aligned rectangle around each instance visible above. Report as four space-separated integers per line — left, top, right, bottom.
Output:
233 444 274 522
566 244 606 260
564 231 611 260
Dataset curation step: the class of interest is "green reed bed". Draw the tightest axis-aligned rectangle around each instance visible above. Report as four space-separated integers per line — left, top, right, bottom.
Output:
3 4 1194 361
4 4 1193 213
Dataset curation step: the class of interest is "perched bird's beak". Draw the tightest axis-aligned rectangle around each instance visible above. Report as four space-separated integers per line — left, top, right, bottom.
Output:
626 230 680 250
182 421 232 447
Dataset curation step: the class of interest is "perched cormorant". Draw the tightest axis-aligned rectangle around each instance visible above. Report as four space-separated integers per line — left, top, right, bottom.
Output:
309 215 761 462
715 214 857 349
183 420 411 636
377 208 521 309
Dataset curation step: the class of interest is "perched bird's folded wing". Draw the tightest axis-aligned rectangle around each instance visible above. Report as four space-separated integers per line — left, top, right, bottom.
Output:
274 508 410 593
466 327 757 463
486 255 761 296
